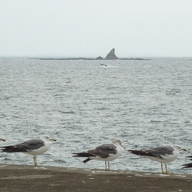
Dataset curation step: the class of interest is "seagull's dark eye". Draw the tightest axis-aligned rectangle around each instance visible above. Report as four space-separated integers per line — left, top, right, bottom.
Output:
44 136 49 140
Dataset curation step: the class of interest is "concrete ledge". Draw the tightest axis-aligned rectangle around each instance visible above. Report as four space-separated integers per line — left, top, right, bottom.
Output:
0 164 192 192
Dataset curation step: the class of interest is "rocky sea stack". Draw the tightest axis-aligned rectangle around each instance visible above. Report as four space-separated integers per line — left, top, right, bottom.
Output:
105 48 118 60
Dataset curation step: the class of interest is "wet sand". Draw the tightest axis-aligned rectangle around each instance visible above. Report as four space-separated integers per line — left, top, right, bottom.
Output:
0 164 192 192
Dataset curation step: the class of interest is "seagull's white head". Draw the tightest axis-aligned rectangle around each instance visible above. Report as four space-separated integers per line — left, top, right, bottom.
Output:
40 135 56 142
112 138 126 149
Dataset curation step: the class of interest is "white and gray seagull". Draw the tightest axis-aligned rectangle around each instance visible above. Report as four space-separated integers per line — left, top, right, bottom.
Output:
1 135 56 167
72 139 125 170
128 146 186 174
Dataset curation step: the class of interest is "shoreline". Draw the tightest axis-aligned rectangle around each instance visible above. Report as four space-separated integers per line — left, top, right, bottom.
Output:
35 57 149 60
0 164 192 192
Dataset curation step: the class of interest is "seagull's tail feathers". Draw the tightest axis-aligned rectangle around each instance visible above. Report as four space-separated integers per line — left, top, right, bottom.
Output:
72 152 92 164
83 158 91 163
72 152 91 157
182 163 192 168
128 150 148 156
128 150 157 158
1 145 26 153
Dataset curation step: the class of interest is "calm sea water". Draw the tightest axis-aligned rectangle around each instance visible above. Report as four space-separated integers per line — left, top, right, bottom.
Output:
0 57 192 174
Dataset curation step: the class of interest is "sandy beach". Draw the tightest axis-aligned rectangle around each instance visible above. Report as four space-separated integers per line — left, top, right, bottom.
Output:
0 164 192 192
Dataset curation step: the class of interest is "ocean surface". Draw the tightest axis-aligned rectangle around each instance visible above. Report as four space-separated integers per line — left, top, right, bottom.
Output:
0 57 192 174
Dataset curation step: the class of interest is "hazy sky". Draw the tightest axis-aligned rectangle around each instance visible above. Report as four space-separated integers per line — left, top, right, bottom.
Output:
1 0 192 57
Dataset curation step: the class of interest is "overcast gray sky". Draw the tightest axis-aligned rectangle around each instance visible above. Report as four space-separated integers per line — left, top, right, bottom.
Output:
0 0 192 57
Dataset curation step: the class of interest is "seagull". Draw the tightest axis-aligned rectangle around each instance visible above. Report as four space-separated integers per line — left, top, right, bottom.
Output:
1 135 56 167
128 146 186 174
0 138 5 141
72 139 125 170
182 156 192 168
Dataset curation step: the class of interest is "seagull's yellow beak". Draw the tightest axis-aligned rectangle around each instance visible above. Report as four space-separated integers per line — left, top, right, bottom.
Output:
181 148 187 151
0 138 5 141
51 138 56 141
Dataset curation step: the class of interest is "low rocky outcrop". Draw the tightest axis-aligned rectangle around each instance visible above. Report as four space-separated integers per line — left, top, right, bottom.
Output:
96 56 103 60
105 48 118 60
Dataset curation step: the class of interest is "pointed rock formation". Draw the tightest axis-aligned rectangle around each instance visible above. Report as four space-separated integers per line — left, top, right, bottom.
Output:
105 48 118 60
